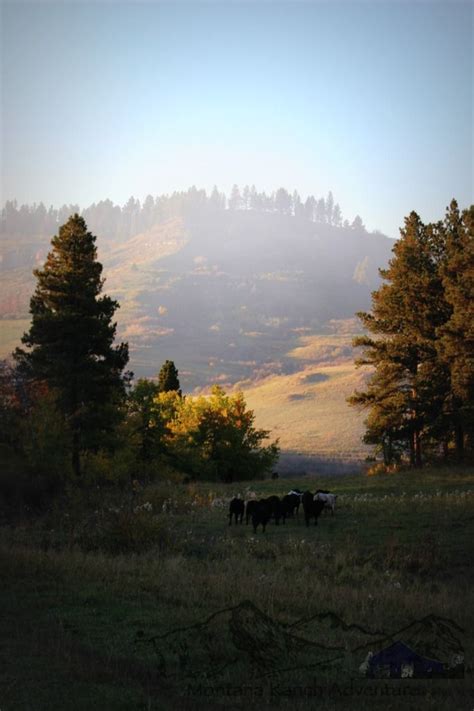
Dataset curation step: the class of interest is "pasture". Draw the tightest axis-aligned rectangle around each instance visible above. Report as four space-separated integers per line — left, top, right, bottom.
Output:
1 467 473 710
243 359 371 463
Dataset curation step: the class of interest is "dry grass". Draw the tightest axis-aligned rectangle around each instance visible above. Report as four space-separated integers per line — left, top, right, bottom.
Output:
243 358 372 460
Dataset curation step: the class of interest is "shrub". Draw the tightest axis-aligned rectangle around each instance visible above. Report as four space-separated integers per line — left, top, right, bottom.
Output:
82 448 135 488
0 448 62 515
366 462 400 476
78 509 172 554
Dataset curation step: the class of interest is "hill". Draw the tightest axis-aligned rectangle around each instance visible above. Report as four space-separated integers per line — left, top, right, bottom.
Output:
239 332 372 470
1 206 393 387
0 198 395 465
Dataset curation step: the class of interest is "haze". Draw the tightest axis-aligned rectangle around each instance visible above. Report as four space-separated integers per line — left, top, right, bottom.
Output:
1 0 472 238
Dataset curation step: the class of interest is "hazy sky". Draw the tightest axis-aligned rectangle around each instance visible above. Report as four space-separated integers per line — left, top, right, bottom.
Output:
1 0 472 237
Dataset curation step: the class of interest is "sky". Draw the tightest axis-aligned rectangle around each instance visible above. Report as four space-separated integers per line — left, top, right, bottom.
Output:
1 0 472 238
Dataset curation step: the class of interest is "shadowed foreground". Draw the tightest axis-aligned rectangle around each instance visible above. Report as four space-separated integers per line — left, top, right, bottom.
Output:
1 467 473 710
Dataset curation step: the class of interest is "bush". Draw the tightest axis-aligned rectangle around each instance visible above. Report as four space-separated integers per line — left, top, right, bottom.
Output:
366 462 400 476
82 448 135 488
0 448 61 516
78 508 172 555
383 534 443 575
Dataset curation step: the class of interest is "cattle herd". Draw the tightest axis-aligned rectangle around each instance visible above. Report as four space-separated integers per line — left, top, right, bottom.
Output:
228 489 338 533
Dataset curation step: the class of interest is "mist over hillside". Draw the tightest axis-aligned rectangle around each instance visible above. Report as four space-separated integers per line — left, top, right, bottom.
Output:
0 186 394 394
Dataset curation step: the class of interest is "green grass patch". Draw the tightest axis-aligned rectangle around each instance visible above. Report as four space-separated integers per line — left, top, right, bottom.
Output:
1 467 473 709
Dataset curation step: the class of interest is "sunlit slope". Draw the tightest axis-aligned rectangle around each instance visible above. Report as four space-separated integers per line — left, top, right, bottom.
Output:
242 335 372 463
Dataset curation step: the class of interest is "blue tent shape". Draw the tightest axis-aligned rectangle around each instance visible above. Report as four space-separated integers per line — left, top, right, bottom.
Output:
367 640 445 678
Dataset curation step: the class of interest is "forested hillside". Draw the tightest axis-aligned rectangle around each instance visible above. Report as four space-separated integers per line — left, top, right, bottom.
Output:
0 187 393 390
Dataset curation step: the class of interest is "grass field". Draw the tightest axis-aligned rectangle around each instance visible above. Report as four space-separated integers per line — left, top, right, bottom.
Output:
1 466 473 710
243 360 371 464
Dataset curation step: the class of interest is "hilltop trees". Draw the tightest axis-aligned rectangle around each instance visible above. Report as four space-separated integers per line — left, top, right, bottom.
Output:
350 200 473 466
158 359 181 395
1 185 351 242
14 215 130 477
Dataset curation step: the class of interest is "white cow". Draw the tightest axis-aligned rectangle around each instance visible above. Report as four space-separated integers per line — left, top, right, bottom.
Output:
314 491 337 515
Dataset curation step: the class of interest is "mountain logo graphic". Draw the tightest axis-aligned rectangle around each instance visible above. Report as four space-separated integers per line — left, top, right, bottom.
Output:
135 602 464 683
358 614 464 679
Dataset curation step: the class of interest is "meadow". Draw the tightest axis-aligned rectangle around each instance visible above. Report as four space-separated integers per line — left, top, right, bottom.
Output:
1 466 473 710
243 357 371 464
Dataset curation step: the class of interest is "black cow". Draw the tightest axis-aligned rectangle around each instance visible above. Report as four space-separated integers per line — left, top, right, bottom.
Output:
251 499 272 533
265 495 287 525
245 499 258 525
229 497 244 525
302 490 326 527
282 493 301 518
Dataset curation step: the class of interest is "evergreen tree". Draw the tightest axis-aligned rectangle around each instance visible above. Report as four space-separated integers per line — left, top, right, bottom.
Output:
304 196 316 222
326 191 334 224
332 203 342 227
141 194 155 231
437 201 474 455
228 184 242 211
352 215 365 231
210 185 225 211
315 197 326 223
14 215 129 476
275 187 292 215
158 359 181 395
242 185 251 210
127 378 162 463
350 211 450 467
249 185 259 211
292 190 303 218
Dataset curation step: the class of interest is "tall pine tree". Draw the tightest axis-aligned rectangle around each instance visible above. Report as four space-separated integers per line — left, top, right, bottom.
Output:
436 201 474 456
15 215 129 476
158 360 181 395
350 211 450 467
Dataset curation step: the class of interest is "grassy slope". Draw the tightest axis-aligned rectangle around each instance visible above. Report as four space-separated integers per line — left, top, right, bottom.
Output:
239 330 371 466
243 360 371 463
1 467 473 710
